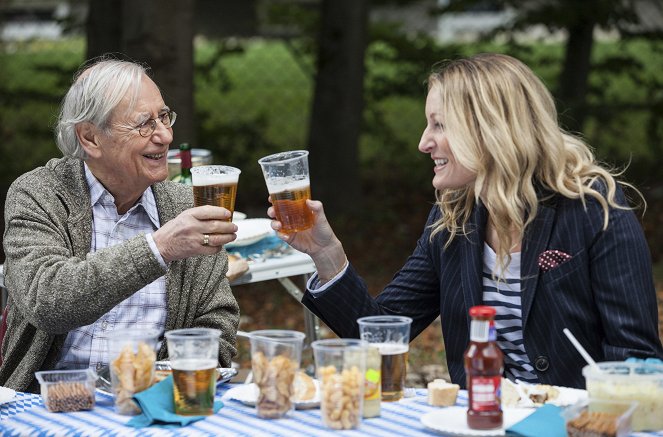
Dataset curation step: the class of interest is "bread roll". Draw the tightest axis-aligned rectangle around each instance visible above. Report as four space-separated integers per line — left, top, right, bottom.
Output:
427 379 460 407
294 371 317 401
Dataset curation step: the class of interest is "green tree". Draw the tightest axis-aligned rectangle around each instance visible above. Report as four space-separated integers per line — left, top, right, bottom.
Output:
438 0 658 133
307 0 370 216
86 0 196 146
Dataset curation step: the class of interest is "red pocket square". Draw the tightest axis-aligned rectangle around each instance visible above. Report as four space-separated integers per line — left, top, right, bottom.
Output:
538 250 572 272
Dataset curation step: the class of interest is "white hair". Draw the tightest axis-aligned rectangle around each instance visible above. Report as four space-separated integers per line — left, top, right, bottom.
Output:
55 58 148 159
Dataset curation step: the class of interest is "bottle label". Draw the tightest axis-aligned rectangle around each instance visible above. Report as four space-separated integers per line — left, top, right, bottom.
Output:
180 150 192 169
488 320 497 342
469 376 501 411
470 320 489 342
364 368 381 401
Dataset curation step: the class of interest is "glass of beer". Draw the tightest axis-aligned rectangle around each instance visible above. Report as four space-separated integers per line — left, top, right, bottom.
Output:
257 150 313 234
164 328 221 416
249 329 306 419
190 165 241 222
311 338 368 430
357 316 412 402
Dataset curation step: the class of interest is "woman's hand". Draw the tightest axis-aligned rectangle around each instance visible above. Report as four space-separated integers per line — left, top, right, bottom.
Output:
268 199 347 281
153 205 238 263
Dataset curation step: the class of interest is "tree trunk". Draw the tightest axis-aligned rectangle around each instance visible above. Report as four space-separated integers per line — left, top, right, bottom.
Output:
86 0 122 59
557 19 596 134
307 0 369 217
85 0 195 147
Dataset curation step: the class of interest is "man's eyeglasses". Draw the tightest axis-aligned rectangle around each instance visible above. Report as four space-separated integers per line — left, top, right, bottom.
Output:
136 110 177 137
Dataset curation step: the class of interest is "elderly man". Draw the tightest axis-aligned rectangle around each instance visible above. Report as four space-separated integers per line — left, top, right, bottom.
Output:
0 58 240 393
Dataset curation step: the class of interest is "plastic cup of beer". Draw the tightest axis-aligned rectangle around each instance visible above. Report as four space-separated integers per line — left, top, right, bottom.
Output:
106 328 160 415
190 165 241 221
311 338 368 430
257 150 313 234
249 329 306 419
165 328 221 416
357 315 412 402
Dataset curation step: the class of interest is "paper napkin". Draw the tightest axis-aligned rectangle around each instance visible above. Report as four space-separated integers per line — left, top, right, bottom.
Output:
126 375 223 428
506 404 566 437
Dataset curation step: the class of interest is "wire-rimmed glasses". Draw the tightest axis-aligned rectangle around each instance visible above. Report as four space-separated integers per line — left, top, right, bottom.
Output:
136 110 177 137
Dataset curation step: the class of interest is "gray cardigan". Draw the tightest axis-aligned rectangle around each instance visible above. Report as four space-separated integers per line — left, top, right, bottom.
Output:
1 157 240 392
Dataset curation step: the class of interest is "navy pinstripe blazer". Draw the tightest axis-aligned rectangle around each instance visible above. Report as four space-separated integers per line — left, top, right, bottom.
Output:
302 186 663 389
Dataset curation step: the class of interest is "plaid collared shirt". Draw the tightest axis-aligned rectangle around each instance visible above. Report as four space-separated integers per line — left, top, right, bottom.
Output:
55 164 168 371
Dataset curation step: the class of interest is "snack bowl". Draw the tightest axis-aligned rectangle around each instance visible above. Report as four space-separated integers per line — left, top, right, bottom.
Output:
563 398 637 437
583 361 663 431
35 368 97 413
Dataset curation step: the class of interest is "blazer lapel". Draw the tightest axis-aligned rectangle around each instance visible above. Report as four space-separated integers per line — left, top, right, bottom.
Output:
460 201 488 329
520 202 556 328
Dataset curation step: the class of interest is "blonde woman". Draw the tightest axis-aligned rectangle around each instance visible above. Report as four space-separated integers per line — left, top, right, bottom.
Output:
268 53 663 389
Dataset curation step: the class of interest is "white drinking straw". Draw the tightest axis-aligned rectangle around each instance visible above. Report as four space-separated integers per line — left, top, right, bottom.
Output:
563 328 602 373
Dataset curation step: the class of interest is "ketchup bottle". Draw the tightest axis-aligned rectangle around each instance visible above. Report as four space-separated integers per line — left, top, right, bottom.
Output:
464 305 504 430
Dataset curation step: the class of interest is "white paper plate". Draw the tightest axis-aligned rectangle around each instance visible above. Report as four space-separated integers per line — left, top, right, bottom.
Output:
223 382 320 409
232 211 247 221
502 379 587 408
421 406 534 436
545 385 587 407
0 386 16 405
226 218 274 248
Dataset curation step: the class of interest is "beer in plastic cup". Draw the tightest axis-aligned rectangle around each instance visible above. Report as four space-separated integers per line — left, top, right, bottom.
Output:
165 328 221 416
190 165 241 222
357 315 412 402
258 150 313 234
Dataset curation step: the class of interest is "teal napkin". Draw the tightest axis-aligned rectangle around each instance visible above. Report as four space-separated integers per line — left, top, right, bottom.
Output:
506 404 565 437
126 375 223 428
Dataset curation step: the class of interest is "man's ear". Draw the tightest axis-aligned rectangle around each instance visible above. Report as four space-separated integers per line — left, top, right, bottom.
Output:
76 122 102 159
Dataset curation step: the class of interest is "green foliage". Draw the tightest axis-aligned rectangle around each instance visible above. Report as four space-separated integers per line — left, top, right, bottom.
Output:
193 39 314 211
0 35 661 221
0 39 84 191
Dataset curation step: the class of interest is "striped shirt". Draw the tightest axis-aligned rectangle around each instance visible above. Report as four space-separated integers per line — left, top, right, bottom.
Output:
55 164 168 371
482 243 538 383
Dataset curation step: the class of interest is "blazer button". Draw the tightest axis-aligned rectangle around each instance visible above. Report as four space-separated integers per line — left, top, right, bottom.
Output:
534 356 549 372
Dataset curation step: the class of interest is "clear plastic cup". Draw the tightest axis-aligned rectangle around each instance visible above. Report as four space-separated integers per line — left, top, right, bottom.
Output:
107 328 160 415
258 150 313 234
249 329 306 419
190 165 241 221
312 338 368 430
357 315 412 401
165 328 221 416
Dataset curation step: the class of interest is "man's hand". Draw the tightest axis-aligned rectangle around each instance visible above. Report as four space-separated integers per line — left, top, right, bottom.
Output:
153 205 238 263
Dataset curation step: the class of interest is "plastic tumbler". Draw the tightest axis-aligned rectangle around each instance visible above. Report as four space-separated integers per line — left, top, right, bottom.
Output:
250 329 306 419
312 338 368 430
107 328 160 415
357 315 412 401
165 328 221 416
258 150 313 234
190 165 241 221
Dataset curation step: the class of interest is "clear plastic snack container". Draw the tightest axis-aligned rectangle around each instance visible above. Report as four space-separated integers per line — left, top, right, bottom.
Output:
564 398 637 437
35 368 97 413
583 361 663 431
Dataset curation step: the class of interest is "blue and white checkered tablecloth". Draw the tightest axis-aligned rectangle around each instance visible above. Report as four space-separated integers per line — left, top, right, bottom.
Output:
1 386 662 436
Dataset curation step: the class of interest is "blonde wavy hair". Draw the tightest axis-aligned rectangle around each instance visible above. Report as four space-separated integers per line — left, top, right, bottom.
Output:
428 53 635 273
